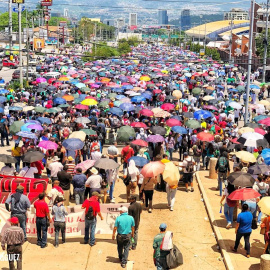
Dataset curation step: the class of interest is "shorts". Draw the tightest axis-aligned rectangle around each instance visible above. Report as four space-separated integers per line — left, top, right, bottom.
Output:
183 173 193 183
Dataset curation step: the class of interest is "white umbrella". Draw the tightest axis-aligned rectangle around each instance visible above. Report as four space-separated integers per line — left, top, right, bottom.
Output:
229 101 242 110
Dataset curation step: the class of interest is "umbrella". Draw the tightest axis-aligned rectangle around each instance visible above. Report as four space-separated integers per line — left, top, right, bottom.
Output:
237 132 268 148
27 124 43 131
94 158 119 170
9 121 24 135
75 160 96 172
0 154 17 163
171 126 187 134
160 103 175 111
22 151 44 163
243 123 260 129
238 127 254 135
16 131 37 139
162 162 180 186
182 112 194 118
247 164 270 175
234 151 256 163
37 117 52 125
110 107 123 117
75 117 90 124
131 96 146 103
228 188 261 201
130 122 147 129
194 110 212 120
139 109 154 117
9 106 22 111
258 197 270 215
117 126 136 142
129 156 149 167
119 103 135 112
172 90 182 99
63 138 84 150
185 120 201 129
141 161 165 178
197 132 214 142
166 119 181 127
258 118 270 126
254 115 269 123
192 88 202 95
146 135 165 143
150 126 166 136
81 129 97 136
38 141 58 150
81 99 98 106
131 139 148 147
69 131 86 141
228 101 242 110
227 172 256 187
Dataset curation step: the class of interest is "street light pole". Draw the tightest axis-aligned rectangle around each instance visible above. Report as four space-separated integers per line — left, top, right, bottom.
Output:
18 3 23 89
245 0 255 124
8 0 13 58
229 18 234 63
262 0 270 83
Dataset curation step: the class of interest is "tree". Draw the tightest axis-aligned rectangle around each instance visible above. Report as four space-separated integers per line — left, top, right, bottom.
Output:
48 17 69 26
255 30 270 58
0 12 27 32
118 42 131 55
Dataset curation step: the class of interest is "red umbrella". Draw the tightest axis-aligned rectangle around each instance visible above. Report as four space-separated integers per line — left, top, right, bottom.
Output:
75 104 89 110
131 139 148 147
130 122 147 128
48 78 56 84
254 128 266 135
53 82 62 87
161 103 175 111
166 119 182 127
228 188 261 201
203 105 218 111
139 109 154 117
197 132 214 142
231 138 241 144
141 161 165 178
85 96 97 100
153 89 162 95
258 118 270 126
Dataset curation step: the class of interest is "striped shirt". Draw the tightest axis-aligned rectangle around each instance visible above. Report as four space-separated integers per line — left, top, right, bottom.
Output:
1 226 24 247
67 163 75 176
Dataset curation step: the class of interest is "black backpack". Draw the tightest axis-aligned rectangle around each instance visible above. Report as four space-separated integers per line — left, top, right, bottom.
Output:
166 244 183 269
85 204 95 220
0 122 5 133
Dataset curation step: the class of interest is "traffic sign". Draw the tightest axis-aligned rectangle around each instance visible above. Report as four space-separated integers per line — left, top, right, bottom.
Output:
12 0 24 3
45 15 50 21
13 6 25 12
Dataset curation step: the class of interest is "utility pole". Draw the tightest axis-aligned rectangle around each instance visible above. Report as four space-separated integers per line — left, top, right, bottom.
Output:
199 15 202 45
8 0 13 58
94 23 97 55
18 3 23 89
26 9 29 82
204 20 208 51
229 18 234 63
262 0 270 83
245 0 255 124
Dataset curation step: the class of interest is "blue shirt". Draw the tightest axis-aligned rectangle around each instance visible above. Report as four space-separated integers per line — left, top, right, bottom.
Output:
237 211 253 233
72 173 87 191
6 193 31 214
52 204 68 222
114 212 135 235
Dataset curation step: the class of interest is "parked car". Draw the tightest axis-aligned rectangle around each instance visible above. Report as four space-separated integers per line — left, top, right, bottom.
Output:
12 70 24 79
3 59 17 68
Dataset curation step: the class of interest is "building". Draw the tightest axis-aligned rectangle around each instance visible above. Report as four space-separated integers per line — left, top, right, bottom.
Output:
256 6 270 33
181 9 191 31
117 18 125 29
103 19 115 27
158 10 168 25
64 9 68 18
224 8 249 21
129 13 137 27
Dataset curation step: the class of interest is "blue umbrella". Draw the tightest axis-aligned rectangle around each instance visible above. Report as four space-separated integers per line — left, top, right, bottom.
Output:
0 89 9 94
142 93 152 100
70 79 79 84
122 85 133 90
194 110 212 120
217 85 224 89
109 107 123 117
250 84 260 89
37 117 52 125
113 101 123 107
111 88 124 93
116 95 126 100
254 115 269 123
9 106 22 111
128 156 149 167
0 108 4 113
171 115 182 121
0 96 7 103
79 94 87 100
21 123 33 132
119 103 135 112
16 131 37 139
171 126 187 134
63 138 84 150
54 98 66 105
131 96 146 103
179 99 190 105
26 120 41 125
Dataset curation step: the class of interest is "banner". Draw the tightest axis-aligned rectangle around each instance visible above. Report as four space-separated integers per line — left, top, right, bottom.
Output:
0 203 129 237
0 175 48 204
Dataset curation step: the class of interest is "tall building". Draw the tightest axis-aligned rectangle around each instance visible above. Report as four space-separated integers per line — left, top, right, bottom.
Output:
103 19 115 27
129 13 138 27
224 8 249 20
181 9 191 30
117 18 125 29
64 9 68 18
158 10 168 25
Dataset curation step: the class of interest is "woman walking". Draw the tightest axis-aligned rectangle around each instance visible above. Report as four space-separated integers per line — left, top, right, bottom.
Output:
140 176 157 213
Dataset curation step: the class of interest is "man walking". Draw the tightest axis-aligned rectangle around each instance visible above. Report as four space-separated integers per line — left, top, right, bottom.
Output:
34 193 52 248
72 168 87 205
49 156 63 183
5 185 30 241
1 217 24 270
112 206 135 268
215 152 230 196
82 192 103 246
57 165 72 206
128 195 142 250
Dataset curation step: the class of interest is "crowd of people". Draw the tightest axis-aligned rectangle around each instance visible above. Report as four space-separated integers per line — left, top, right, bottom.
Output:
0 44 270 269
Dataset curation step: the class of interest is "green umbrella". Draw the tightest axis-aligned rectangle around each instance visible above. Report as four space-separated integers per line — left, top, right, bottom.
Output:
72 93 80 98
236 85 245 92
117 126 136 142
81 87 91 92
58 104 70 108
54 107 63 112
98 100 109 107
192 87 202 95
81 129 97 136
74 98 82 104
9 121 24 135
45 108 58 114
185 119 201 129
35 107 46 113
108 93 117 99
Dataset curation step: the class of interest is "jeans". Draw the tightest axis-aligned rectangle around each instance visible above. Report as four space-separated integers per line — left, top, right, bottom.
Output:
202 152 206 167
11 213 27 240
166 186 177 209
74 189 85 205
109 181 115 200
156 256 169 270
15 156 21 172
234 232 251 255
117 233 131 264
179 146 186 161
168 148 174 161
218 172 228 196
36 217 47 247
144 190 153 208
224 203 234 224
84 218 97 246
54 221 66 246
84 187 91 200
131 228 138 248
1 132 9 146
194 156 200 171
7 244 22 270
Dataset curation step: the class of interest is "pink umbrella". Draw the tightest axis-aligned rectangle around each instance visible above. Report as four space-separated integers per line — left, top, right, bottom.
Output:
153 89 162 95
258 118 270 126
130 122 147 128
75 104 89 110
91 84 100 88
53 82 62 87
161 103 175 111
85 96 97 100
131 139 148 147
141 161 165 178
38 141 58 150
166 119 182 127
254 128 266 135
75 160 96 172
139 109 154 117
36 77 47 83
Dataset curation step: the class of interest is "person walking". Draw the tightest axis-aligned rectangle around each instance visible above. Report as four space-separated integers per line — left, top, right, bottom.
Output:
215 152 230 196
140 176 157 213
153 223 170 270
112 206 135 268
49 156 63 183
5 185 30 241
231 203 253 258
128 195 142 250
180 151 196 192
52 197 68 248
121 141 134 176
85 167 103 198
166 181 177 212
126 160 139 202
57 164 72 206
82 192 103 246
1 217 24 270
72 168 87 205
34 192 52 248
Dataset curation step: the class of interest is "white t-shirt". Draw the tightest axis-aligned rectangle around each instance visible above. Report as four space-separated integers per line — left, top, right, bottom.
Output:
182 157 195 173
85 174 103 188
19 166 38 178
0 166 15 176
49 162 63 177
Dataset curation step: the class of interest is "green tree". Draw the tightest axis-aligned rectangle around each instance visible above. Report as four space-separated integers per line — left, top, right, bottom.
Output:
118 42 131 55
48 17 69 26
255 30 270 58
0 12 27 32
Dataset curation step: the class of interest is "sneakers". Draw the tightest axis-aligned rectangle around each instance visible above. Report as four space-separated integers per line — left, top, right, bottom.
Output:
170 207 173 211
110 198 115 203
121 263 126 268
186 188 189 192
226 223 232 229
191 188 194 192
148 208 152 213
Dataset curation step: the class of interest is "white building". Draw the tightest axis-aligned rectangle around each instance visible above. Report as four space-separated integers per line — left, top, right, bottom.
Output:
117 18 125 29
224 8 249 21
129 13 137 26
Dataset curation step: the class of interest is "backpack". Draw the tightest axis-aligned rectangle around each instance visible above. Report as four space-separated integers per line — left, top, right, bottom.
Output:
218 157 227 172
257 183 267 197
186 158 194 173
214 149 220 158
0 122 5 133
166 244 183 269
85 204 95 220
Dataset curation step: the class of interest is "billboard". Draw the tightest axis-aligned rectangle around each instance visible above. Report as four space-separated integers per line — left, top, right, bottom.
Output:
41 0 52 6
12 0 24 3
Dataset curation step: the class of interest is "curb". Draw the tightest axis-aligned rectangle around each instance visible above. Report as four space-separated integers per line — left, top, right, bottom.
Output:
195 172 235 270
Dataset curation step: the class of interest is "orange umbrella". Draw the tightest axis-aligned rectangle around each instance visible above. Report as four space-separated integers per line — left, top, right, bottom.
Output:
141 161 165 178
197 132 214 142
101 77 110 83
58 76 70 82
140 75 151 82
62 95 74 101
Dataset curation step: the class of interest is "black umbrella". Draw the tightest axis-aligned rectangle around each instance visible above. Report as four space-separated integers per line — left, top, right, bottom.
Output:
150 126 166 136
247 163 270 175
244 123 260 128
182 112 194 118
0 154 17 163
228 172 255 187
94 158 119 170
22 151 44 163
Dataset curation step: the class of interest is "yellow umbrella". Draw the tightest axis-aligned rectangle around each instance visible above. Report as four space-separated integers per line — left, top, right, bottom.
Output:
81 99 98 106
59 76 70 82
140 75 151 82
172 90 182 99
234 151 256 163
258 197 270 215
162 162 179 186
238 127 254 135
203 95 215 101
161 70 168 74
23 106 35 112
69 131 86 141
152 107 163 114
259 100 270 106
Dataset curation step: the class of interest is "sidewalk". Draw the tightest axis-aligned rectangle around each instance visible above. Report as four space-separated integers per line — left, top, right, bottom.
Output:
197 171 263 270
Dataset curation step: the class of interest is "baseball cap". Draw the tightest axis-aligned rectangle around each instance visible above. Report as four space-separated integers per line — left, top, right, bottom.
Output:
159 223 167 230
119 206 128 213
8 217 19 224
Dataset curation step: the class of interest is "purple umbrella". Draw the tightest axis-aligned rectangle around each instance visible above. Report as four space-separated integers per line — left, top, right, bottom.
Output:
119 103 135 112
146 135 165 143
27 124 43 131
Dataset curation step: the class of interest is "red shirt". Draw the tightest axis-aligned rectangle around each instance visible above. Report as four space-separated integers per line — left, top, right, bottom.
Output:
82 197 100 216
121 146 134 163
31 160 44 175
34 199 49 218
219 121 227 128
